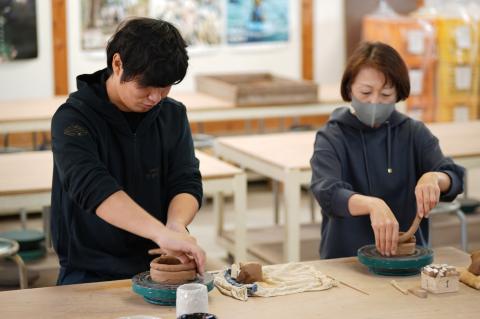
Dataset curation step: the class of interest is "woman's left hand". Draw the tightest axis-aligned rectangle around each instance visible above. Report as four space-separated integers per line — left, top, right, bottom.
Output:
415 172 441 218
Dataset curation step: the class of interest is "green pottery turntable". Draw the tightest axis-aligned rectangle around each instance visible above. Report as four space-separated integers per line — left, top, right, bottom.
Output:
132 271 214 305
358 245 433 276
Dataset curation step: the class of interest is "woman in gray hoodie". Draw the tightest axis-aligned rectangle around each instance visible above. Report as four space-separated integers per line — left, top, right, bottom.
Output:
310 42 464 259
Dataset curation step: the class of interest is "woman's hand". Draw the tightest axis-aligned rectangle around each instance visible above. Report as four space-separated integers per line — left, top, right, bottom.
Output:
368 198 399 256
415 172 441 218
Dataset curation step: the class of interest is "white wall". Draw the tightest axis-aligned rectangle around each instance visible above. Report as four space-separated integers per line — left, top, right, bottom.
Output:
0 1 347 99
0 0 53 101
67 0 301 93
314 1 346 85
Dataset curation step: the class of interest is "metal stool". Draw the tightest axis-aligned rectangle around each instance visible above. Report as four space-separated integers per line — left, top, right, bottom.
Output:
428 201 468 251
0 238 28 289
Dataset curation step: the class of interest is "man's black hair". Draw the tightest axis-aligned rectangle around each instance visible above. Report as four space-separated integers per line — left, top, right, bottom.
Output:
106 17 188 88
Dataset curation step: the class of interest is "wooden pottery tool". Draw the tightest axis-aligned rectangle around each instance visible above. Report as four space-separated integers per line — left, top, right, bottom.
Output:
408 287 428 298
390 280 408 295
131 271 214 306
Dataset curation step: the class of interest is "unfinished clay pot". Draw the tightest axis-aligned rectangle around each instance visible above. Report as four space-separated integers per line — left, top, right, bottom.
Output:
149 255 197 284
396 233 416 256
468 250 480 275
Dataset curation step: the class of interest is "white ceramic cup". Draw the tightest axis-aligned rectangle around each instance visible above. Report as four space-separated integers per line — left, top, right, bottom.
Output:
176 283 208 318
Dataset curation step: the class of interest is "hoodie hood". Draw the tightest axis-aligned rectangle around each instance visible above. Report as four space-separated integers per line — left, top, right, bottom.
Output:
328 106 409 179
68 68 163 136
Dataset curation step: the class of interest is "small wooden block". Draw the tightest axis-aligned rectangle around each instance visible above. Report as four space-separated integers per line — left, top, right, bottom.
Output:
421 272 459 293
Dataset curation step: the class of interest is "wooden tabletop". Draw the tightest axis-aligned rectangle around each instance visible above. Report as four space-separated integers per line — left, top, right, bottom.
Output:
0 96 66 123
0 86 343 124
428 121 480 158
196 150 242 179
0 247 476 319
0 92 234 124
0 150 240 196
216 120 480 170
0 151 53 195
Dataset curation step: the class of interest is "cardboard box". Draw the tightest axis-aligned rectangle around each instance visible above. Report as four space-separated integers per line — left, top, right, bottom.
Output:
195 73 318 107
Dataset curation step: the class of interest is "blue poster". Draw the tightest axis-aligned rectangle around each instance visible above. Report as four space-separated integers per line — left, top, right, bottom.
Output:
227 0 289 44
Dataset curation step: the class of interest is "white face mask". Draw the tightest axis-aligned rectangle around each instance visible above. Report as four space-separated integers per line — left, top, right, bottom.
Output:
351 96 395 127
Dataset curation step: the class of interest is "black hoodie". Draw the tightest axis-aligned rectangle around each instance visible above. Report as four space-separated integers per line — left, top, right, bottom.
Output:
310 107 464 259
50 69 202 279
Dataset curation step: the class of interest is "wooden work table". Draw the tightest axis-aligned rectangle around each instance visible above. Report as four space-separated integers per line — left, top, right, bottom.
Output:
0 247 477 318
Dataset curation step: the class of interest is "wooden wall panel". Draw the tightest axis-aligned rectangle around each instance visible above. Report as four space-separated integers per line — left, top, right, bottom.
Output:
52 0 68 95
302 0 314 81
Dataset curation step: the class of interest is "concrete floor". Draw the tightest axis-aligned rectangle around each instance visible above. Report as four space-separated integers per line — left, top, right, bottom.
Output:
1 168 479 290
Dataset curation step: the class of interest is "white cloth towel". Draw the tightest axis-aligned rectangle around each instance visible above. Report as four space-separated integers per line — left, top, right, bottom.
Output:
214 262 337 301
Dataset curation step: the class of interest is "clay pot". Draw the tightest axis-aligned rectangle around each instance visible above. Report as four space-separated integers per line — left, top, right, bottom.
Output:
149 255 197 284
396 233 416 256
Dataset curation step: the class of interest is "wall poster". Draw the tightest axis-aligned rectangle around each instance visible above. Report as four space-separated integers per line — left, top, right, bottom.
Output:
0 0 38 63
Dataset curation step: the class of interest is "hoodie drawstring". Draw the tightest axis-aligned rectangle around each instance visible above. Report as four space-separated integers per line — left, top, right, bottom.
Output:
360 131 373 194
386 121 392 174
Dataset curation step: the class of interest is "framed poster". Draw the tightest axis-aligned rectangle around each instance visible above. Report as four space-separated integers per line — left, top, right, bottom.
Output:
150 0 222 47
81 0 149 50
0 0 38 63
227 0 289 44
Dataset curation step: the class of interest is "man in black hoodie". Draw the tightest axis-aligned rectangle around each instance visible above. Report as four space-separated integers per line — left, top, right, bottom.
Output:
51 18 205 284
310 42 464 259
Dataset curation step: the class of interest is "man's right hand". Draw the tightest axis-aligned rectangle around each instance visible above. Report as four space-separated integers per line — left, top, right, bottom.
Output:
368 198 399 256
153 229 206 275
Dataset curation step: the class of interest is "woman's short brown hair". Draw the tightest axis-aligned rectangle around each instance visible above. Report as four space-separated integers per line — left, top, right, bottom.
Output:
340 41 410 102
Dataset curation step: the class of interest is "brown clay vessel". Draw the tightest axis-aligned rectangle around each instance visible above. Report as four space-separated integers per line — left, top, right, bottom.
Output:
149 255 197 284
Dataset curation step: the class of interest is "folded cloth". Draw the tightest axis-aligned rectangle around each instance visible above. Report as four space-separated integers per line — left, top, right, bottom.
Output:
214 263 337 301
459 267 480 290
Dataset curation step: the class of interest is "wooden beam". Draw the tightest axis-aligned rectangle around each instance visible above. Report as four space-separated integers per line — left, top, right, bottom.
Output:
52 0 68 95
301 0 314 81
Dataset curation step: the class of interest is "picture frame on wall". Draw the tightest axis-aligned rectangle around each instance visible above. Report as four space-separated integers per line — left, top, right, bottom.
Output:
227 0 289 45
0 0 38 63
80 0 290 55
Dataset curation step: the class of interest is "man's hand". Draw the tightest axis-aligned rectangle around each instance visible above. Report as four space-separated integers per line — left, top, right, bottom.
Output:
152 228 206 274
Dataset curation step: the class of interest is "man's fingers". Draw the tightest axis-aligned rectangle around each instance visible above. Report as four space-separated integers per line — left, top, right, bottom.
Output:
148 248 167 255
190 246 206 274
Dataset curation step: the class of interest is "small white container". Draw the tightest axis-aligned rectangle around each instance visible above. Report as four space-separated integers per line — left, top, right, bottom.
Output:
176 283 208 318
